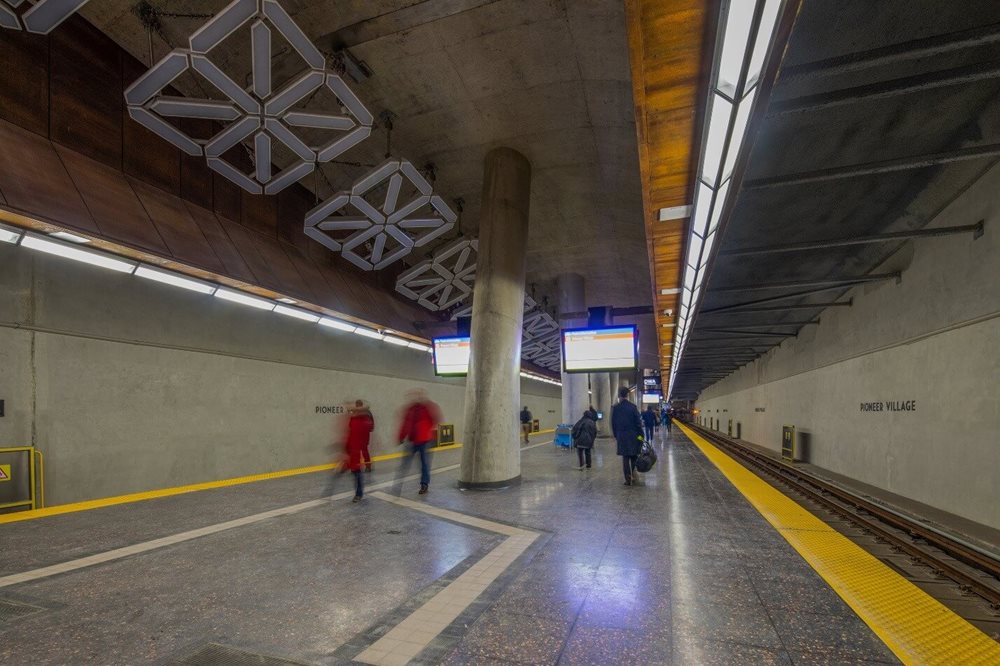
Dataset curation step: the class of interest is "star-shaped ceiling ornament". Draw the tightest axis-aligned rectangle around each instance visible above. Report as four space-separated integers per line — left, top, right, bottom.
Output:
395 239 477 311
304 158 456 271
0 0 88 33
124 0 373 195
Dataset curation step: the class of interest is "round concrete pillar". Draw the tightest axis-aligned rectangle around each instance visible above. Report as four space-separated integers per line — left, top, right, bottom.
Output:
558 273 588 425
592 372 612 437
460 147 532 488
609 372 620 401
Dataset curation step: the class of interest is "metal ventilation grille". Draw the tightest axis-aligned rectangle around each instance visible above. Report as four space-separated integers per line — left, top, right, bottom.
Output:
0 598 46 624
173 644 315 666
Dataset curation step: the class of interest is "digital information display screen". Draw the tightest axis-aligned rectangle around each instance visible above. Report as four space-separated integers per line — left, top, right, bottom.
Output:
432 336 471 376
561 325 638 373
642 393 661 404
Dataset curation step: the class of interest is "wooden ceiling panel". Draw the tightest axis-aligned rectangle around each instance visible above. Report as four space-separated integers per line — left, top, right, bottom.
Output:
626 0 709 391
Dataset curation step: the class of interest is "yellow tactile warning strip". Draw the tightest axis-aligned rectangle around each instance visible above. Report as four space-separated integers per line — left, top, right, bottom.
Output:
0 429 556 525
677 422 1000 665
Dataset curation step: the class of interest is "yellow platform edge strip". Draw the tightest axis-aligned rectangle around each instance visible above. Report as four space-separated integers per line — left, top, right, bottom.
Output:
0 428 557 526
677 422 1000 666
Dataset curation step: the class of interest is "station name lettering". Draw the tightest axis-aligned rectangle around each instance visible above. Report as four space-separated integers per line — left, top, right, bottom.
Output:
315 405 345 414
859 400 916 413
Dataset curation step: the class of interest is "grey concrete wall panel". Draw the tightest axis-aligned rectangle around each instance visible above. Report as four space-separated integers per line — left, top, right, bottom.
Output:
0 245 559 505
696 162 1000 529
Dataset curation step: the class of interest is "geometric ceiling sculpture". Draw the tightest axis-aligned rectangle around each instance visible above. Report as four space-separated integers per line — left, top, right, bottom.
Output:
124 0 373 195
0 0 88 33
304 158 456 271
452 295 561 371
395 238 477 311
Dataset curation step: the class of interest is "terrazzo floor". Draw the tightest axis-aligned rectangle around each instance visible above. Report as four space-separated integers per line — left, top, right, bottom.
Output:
0 429 898 665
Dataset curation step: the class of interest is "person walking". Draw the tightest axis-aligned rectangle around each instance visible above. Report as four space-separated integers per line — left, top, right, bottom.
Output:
352 399 375 473
611 386 643 485
571 410 597 469
642 405 657 444
663 407 673 434
520 405 533 444
343 401 373 502
397 388 441 495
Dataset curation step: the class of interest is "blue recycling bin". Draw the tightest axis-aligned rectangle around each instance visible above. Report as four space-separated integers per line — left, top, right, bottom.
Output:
555 424 573 448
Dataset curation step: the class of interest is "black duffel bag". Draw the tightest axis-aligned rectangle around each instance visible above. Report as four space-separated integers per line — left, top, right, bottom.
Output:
635 439 658 473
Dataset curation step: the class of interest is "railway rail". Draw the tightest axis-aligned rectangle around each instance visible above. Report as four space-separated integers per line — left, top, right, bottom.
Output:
684 421 1000 612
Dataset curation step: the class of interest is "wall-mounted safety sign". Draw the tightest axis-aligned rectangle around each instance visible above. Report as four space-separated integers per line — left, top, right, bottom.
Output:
0 464 9 482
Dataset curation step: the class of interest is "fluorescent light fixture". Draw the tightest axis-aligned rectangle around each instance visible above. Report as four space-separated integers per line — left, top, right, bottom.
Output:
274 304 320 322
354 327 384 340
701 94 733 186
384 335 410 346
319 317 357 332
722 92 755 182
746 0 782 89
214 288 275 310
277 297 297 304
660 287 681 296
708 179 731 237
408 341 432 352
0 224 21 244
49 231 90 244
716 0 755 97
21 234 137 273
135 265 216 294
662 323 675 328
658 205 692 221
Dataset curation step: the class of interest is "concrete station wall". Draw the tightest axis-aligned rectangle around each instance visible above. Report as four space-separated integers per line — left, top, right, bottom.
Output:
0 247 561 506
696 162 1000 530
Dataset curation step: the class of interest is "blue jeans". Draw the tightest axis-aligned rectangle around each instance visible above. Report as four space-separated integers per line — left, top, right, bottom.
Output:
400 441 432 486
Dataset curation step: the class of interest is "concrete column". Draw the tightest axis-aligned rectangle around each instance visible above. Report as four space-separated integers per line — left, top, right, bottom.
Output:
609 372 620 401
592 372 612 437
460 147 532 488
558 273 588 425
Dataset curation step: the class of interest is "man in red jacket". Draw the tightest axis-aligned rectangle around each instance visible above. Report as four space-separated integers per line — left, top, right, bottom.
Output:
396 388 441 495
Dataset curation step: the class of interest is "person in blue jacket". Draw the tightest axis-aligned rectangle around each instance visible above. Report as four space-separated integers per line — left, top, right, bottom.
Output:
611 386 644 485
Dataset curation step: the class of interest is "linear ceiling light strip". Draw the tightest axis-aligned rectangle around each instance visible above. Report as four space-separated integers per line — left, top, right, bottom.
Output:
5 225 438 353
669 0 784 398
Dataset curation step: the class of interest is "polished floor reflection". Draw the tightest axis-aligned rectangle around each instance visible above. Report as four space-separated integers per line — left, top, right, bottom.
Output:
0 429 897 665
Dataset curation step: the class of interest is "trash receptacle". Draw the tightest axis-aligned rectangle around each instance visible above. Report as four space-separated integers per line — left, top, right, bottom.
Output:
555 424 573 448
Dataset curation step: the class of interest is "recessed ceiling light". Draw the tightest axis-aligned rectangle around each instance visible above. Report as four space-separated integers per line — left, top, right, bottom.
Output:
49 231 90 244
135 265 215 294
660 288 681 296
21 234 136 273
277 297 297 304
658 205 692 221
214 288 275 311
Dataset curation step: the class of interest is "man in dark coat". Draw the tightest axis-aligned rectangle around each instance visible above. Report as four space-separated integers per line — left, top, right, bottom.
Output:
570 411 597 470
611 386 644 485
641 406 657 444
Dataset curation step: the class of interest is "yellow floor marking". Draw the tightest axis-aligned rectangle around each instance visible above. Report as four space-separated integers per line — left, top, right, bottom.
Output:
0 429 557 526
0 443 460 525
677 422 1000 665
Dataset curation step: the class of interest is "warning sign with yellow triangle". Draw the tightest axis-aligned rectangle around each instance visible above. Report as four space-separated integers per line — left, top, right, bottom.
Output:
0 464 10 482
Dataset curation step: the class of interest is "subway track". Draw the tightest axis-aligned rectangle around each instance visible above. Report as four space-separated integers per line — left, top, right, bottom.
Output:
684 422 1000 638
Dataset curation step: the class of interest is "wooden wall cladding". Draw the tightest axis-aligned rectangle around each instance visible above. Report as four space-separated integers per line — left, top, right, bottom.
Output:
0 15 435 336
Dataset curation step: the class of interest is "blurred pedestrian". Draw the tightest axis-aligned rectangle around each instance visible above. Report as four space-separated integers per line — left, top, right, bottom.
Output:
642 405 657 443
343 400 374 502
353 399 375 473
520 405 533 443
611 386 643 486
571 410 597 470
397 389 441 495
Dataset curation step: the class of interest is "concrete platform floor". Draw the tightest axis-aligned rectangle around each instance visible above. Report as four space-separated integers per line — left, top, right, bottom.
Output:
0 429 899 665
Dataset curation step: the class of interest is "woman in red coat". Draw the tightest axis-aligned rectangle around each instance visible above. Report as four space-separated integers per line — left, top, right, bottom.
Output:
343 401 374 502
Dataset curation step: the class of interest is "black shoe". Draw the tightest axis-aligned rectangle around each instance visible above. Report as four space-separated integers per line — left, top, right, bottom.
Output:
352 495 362 503
624 479 632 486
418 485 428 495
